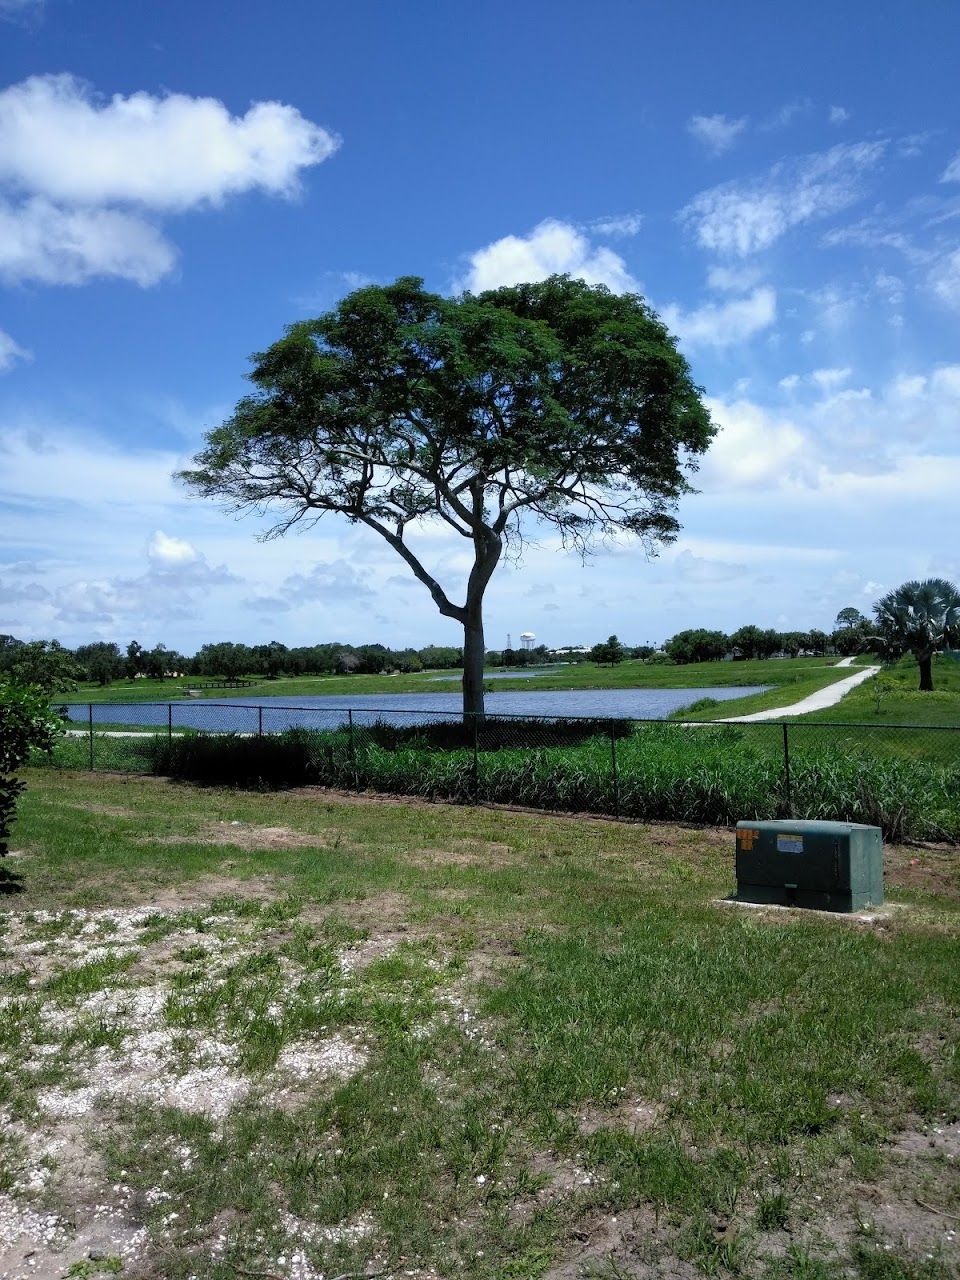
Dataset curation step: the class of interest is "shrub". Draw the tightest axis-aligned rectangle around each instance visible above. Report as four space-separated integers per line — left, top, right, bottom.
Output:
0 679 64 858
144 720 960 842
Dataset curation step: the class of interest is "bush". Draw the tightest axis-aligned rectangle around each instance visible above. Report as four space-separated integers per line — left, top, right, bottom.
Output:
0 679 63 858
144 720 960 842
149 727 352 790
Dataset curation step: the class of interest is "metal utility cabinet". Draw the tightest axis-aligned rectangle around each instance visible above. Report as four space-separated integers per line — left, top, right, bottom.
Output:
735 819 884 913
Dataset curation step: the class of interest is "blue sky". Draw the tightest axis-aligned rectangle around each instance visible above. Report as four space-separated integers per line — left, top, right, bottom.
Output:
1 0 959 653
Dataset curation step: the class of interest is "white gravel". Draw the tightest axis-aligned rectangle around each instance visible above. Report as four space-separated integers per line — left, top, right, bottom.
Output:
276 1034 368 1082
0 899 383 1278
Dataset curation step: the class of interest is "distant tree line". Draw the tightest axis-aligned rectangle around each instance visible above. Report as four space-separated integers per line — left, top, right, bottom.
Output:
662 611 878 664
3 593 949 691
0 636 467 686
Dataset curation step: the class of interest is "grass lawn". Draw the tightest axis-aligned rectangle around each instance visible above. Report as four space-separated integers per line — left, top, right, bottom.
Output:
67 657 850 707
677 658 960 728
1 771 958 1279
785 658 960 728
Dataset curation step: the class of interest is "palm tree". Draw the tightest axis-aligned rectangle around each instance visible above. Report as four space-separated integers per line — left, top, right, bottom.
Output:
873 578 960 691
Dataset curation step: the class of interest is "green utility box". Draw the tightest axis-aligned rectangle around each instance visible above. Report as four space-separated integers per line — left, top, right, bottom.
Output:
735 819 883 912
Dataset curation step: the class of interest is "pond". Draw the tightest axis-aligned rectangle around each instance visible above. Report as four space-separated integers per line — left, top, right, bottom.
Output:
61 685 769 732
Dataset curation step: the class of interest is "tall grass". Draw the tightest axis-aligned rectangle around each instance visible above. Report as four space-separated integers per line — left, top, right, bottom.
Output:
127 721 960 843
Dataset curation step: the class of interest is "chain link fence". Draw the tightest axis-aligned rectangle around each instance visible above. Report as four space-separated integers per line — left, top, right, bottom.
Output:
46 702 960 843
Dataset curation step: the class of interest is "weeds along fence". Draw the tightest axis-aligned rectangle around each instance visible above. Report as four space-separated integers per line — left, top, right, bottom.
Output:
43 702 960 843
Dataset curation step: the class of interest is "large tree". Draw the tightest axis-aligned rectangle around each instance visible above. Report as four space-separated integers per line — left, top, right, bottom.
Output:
666 628 729 664
180 275 714 719
873 578 960 691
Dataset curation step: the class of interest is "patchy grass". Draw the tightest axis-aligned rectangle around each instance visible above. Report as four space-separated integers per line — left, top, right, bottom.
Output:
0 769 958 1279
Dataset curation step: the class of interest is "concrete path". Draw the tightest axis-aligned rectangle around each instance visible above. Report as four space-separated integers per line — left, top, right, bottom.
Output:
65 729 185 738
835 655 857 668
718 664 881 722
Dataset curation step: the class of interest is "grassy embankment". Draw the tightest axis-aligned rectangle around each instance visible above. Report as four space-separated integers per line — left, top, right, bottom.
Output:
679 656 960 727
67 656 848 706
2 769 958 1279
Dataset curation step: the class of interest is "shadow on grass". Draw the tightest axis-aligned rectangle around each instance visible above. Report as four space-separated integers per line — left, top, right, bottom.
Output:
0 862 25 894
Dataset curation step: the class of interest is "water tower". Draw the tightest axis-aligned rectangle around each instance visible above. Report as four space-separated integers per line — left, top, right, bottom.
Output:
520 631 535 652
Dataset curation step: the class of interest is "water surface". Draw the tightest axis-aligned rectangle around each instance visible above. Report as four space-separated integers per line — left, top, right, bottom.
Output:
63 685 768 731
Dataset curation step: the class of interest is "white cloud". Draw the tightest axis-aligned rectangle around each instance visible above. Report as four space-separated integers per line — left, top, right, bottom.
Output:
0 74 338 210
779 368 852 393
588 212 644 238
666 549 747 584
0 578 48 607
662 286 776 349
811 367 851 389
942 151 960 183
706 263 762 292
874 270 905 306
761 99 812 131
821 215 927 264
49 533 237 627
687 113 747 155
148 531 199 567
0 196 175 285
898 132 931 159
0 75 338 288
703 362 960 499
244 559 375 613
0 327 29 371
929 248 960 308
0 425 182 506
829 106 850 125
459 219 640 293
701 397 813 488
806 283 859 332
680 141 886 256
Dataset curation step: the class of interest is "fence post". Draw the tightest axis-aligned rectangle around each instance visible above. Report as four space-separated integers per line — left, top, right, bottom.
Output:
782 723 792 817
610 722 620 819
258 706 263 738
347 709 357 789
88 703 94 771
472 714 480 802
168 703 173 745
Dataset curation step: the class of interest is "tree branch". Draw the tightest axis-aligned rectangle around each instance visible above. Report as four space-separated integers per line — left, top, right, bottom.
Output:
358 514 465 621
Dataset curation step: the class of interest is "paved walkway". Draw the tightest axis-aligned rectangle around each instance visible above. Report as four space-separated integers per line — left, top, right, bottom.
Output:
718 664 881 722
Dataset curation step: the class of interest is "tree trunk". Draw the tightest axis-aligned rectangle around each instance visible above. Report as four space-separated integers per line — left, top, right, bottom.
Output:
918 652 934 691
462 613 486 724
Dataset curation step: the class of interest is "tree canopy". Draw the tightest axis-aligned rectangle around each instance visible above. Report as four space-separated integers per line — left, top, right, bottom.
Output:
873 578 960 691
180 275 714 717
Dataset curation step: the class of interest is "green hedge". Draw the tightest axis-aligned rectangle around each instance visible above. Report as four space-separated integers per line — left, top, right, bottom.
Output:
135 723 960 844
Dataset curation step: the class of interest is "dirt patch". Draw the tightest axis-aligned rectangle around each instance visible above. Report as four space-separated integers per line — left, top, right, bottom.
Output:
64 801 138 818
301 889 413 934
142 821 339 852
544 1207 697 1280
889 1118 960 1163
576 1096 664 1137
408 839 514 870
885 843 960 900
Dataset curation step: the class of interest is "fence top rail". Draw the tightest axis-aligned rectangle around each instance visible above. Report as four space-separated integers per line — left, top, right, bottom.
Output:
56 701 960 732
